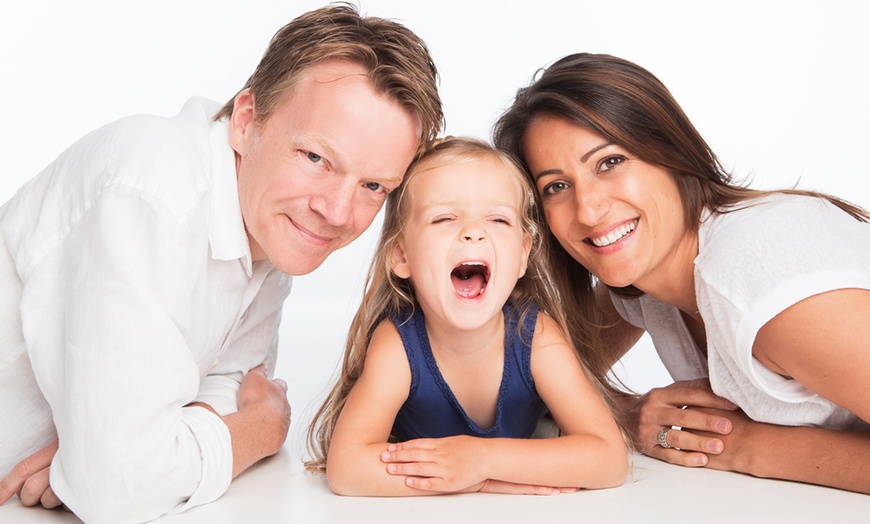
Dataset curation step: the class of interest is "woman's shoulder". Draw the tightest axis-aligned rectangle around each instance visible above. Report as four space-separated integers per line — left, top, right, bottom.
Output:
700 193 869 261
696 192 870 308
704 193 861 234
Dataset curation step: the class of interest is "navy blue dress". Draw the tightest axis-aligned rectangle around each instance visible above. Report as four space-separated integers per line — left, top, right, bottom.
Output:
390 303 548 441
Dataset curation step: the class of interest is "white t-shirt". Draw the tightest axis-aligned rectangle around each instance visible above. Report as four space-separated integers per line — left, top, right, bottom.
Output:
612 194 870 430
0 98 292 523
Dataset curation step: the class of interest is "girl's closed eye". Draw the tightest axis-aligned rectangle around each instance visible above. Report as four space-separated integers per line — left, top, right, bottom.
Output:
431 214 455 224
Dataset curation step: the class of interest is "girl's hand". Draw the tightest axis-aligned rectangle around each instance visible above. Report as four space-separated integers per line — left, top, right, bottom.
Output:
381 436 483 492
382 437 572 495
630 379 738 466
477 480 576 495
0 439 64 509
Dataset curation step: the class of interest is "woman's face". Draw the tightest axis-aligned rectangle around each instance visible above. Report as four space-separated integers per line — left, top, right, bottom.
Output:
522 115 693 293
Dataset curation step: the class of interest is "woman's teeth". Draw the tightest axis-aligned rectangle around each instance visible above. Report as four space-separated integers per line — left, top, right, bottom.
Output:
590 220 637 247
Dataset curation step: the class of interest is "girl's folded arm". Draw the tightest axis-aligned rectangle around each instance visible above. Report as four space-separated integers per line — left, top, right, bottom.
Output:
517 312 629 488
325 320 425 497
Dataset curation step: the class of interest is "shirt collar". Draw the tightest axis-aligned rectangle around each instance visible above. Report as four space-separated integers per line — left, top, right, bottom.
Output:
208 118 254 277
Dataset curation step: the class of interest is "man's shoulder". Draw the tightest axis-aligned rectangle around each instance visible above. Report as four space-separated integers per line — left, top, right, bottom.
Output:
101 98 224 214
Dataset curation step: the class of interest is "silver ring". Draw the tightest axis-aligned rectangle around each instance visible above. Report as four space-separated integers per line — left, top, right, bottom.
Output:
657 428 672 449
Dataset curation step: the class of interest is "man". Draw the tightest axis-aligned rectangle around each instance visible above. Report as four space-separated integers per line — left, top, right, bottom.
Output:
0 5 442 523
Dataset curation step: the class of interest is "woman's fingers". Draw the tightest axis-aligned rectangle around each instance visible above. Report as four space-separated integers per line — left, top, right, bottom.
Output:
635 381 735 462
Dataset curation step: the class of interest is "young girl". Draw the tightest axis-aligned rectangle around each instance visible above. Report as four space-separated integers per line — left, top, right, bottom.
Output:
306 138 627 496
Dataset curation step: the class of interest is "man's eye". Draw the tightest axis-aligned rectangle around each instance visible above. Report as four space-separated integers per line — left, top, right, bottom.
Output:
364 182 385 193
306 152 323 163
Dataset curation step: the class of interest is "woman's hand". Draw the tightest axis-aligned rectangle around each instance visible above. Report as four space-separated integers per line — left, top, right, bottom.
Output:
629 378 738 466
0 439 63 509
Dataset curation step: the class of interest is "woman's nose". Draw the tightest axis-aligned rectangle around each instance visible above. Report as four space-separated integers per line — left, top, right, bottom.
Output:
574 183 609 226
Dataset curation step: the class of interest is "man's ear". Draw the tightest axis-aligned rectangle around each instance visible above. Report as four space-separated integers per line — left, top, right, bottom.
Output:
390 241 411 279
228 89 256 153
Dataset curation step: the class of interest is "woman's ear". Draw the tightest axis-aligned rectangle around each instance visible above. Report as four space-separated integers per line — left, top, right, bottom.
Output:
390 241 411 279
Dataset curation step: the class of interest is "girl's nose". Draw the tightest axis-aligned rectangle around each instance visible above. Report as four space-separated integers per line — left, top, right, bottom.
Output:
460 223 486 242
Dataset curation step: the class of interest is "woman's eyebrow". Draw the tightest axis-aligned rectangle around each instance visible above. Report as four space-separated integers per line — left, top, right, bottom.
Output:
534 142 614 181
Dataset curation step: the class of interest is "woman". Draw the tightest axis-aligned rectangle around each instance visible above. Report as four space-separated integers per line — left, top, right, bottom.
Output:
493 52 870 493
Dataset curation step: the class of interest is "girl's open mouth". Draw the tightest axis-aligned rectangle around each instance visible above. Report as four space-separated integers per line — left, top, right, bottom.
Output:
451 261 489 298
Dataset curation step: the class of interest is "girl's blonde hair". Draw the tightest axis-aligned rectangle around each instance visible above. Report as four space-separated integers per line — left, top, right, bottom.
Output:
305 137 601 471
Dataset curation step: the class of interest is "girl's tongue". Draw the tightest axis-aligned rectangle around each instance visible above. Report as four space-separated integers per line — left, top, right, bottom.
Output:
451 264 487 298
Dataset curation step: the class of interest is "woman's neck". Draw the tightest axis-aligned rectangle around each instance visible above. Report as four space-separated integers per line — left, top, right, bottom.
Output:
636 231 701 321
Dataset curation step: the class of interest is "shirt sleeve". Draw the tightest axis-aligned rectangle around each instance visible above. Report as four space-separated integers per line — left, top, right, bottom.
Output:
697 196 870 425
191 305 284 416
35 186 233 524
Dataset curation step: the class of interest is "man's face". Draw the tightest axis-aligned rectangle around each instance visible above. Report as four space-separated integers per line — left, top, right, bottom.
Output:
229 60 421 275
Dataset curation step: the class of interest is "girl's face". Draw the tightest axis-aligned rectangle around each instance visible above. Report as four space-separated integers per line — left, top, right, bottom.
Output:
391 156 532 332
522 115 693 294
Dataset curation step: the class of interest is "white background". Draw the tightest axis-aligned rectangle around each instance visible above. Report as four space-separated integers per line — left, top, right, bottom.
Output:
2 1 868 460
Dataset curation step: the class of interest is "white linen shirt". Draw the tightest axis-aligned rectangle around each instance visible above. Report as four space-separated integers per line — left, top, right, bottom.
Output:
0 97 292 524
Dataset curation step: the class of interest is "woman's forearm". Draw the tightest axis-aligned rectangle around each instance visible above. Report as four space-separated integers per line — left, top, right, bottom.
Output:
713 417 870 494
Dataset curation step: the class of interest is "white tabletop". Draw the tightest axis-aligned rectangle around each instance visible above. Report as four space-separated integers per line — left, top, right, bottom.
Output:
3 450 868 523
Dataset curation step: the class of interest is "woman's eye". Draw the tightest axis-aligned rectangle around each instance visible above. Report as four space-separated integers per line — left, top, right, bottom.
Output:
306 151 323 163
599 155 624 172
542 181 569 195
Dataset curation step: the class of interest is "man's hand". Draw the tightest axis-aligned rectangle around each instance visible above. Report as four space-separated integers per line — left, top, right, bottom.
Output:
222 364 291 477
0 439 63 509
